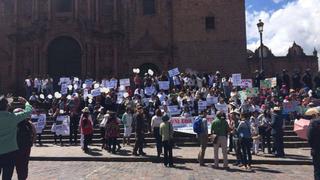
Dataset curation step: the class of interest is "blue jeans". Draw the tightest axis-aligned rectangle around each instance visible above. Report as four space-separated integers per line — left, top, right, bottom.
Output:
240 138 252 166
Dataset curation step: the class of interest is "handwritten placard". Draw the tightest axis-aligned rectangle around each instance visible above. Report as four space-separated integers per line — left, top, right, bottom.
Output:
120 79 130 87
232 74 242 86
168 68 180 77
158 81 170 90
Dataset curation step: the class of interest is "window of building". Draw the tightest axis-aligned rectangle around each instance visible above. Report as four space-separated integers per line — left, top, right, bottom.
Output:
56 0 72 13
205 16 215 30
143 0 156 15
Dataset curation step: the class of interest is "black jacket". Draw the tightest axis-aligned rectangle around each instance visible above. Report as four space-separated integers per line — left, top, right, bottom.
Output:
271 112 284 135
308 119 320 151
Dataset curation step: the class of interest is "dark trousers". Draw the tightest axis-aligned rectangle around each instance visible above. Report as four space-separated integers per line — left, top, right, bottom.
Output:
259 127 272 153
229 134 233 152
0 151 17 180
153 128 162 157
69 116 79 144
272 133 285 157
37 134 42 145
163 140 173 166
133 133 144 154
312 150 320 180
16 148 31 180
54 134 62 144
108 137 117 153
240 138 252 166
83 134 92 151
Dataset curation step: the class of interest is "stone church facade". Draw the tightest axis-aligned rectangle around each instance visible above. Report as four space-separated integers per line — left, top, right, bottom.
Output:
0 0 247 93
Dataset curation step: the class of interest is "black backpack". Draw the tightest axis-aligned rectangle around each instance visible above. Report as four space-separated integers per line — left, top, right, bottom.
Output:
17 120 35 149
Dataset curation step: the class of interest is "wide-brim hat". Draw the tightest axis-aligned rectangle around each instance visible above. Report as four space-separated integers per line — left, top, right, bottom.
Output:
305 108 319 116
82 107 90 113
272 106 281 111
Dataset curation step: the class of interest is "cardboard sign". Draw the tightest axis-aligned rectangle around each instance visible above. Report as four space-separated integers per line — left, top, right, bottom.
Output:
198 101 208 112
167 105 181 116
120 79 130 87
54 115 70 136
240 79 253 88
158 81 170 90
59 77 71 85
232 74 242 86
168 68 180 77
144 86 156 96
266 77 277 88
245 87 259 97
61 83 68 95
91 88 101 97
31 114 46 134
260 80 272 89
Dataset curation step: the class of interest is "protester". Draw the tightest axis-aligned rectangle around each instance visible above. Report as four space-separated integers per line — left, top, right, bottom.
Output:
211 111 229 169
133 106 147 156
237 112 253 170
97 107 107 148
194 111 208 166
105 111 120 154
0 96 32 180
229 109 243 166
14 108 36 180
271 107 285 157
160 114 174 167
258 109 272 154
122 107 134 146
79 107 94 153
151 109 163 159
306 108 320 180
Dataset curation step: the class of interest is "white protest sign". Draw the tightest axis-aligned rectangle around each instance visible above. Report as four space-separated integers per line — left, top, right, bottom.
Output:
59 77 71 85
61 83 68 95
168 68 180 77
171 115 215 134
198 101 208 112
54 115 70 136
84 79 93 88
107 79 118 89
232 74 242 86
116 92 124 104
91 88 101 97
240 79 253 88
31 114 47 134
120 79 130 87
158 81 170 90
144 86 156 96
167 105 181 116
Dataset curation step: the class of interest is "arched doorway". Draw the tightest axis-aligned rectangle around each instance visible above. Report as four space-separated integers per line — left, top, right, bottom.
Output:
139 63 160 76
48 36 81 79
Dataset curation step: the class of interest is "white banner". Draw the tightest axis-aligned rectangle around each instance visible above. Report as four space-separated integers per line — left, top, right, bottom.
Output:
170 116 215 134
60 83 68 95
158 81 170 90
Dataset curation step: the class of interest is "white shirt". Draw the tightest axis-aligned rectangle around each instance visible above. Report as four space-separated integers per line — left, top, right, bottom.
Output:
151 116 163 129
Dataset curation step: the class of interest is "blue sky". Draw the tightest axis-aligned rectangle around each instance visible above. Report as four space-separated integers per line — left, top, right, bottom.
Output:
245 0 320 56
246 0 291 12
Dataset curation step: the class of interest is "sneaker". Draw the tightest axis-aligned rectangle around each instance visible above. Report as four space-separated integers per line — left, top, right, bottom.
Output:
133 152 139 156
139 152 146 156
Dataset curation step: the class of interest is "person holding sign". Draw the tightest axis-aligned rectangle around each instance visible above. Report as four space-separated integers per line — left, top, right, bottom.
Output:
79 107 94 153
0 96 32 180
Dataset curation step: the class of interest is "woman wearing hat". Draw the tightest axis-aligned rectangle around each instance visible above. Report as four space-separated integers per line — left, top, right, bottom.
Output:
237 112 253 170
160 114 174 167
79 107 94 153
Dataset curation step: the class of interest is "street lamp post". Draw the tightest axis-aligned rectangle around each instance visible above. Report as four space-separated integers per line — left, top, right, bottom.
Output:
257 19 264 72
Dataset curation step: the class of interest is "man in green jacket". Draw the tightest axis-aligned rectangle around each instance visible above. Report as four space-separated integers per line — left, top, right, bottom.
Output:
211 111 229 169
0 96 32 180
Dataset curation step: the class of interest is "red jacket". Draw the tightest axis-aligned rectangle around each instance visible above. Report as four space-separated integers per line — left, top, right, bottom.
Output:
80 115 93 135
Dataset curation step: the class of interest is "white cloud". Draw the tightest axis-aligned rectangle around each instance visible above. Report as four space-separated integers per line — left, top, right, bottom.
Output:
246 0 320 56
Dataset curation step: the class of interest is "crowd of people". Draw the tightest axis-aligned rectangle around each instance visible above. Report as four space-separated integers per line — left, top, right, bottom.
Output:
1 68 320 179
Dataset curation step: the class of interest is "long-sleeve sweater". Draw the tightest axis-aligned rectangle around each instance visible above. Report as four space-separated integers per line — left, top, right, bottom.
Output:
0 102 33 155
